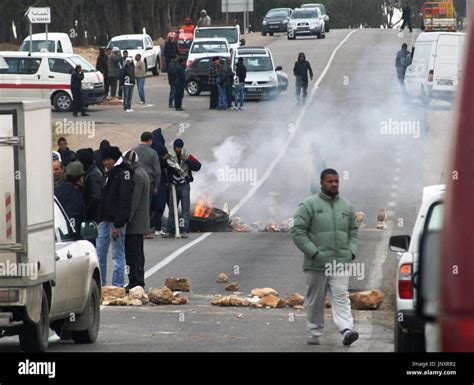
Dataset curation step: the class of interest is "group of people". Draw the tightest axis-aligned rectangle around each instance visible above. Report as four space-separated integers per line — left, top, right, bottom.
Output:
96 47 148 112
53 130 201 291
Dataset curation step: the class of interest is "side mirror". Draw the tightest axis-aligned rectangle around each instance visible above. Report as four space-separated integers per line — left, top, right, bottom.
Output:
240 39 246 46
146 46 153 50
275 65 283 71
389 235 410 252
80 221 98 240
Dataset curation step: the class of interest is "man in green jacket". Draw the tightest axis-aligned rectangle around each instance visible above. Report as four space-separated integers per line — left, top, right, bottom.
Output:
291 168 359 346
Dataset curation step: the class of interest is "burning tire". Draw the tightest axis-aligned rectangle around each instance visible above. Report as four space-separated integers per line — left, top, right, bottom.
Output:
189 204 230 233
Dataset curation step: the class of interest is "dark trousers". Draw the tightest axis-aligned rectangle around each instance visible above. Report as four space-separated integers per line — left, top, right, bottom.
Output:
72 88 85 114
118 78 124 98
153 183 169 230
109 77 118 97
210 84 219 109
104 73 109 96
226 84 233 108
125 234 145 288
174 85 184 109
169 84 176 107
401 18 412 32
295 77 309 103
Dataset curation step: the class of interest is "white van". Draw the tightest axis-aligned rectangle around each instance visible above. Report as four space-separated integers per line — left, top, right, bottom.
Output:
405 32 466 104
19 33 73 54
194 25 245 54
0 52 105 112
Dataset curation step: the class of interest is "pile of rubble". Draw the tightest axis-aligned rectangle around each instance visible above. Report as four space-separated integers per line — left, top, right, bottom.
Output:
325 289 385 310
229 218 292 233
101 277 191 306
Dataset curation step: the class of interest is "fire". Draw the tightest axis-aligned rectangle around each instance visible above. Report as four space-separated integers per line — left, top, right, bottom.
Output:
193 200 213 219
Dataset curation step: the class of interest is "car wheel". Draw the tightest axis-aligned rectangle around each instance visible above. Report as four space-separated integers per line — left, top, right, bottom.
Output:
326 24 330 32
394 314 425 352
269 32 274 36
317 32 322 39
52 91 72 112
71 279 100 344
261 31 267 36
19 287 49 352
322 32 326 39
152 57 160 76
186 80 201 96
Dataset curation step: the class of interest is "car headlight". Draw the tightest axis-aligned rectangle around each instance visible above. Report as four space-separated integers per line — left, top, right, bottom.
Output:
268 75 278 85
283 19 289 24
263 20 267 25
82 82 94 90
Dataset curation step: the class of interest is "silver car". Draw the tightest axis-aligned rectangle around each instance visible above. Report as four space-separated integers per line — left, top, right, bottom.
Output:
287 8 326 39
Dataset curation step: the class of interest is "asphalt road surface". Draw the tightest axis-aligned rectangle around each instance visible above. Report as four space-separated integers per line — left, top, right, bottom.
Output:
0 28 454 352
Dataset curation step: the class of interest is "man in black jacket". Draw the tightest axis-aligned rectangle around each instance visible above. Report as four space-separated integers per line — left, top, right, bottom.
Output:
96 146 135 287
57 137 76 167
208 57 220 109
233 57 247 110
174 57 186 111
400 1 412 33
293 52 314 106
164 34 179 72
93 139 110 175
96 48 109 97
71 64 89 117
167 55 178 108
76 148 102 225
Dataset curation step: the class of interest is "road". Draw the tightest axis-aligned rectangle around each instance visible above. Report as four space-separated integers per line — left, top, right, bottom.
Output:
0 28 454 352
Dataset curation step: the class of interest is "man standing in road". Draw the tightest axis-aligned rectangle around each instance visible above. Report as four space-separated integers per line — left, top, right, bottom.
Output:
233 57 247 110
293 52 313 106
167 55 178 108
291 168 359 346
71 64 89 117
164 139 201 239
97 146 135 288
174 57 186 111
121 57 135 112
400 1 412 33
208 57 220 110
96 48 109 98
108 47 122 98
164 34 179 72
122 150 150 291
135 54 147 104
395 43 411 97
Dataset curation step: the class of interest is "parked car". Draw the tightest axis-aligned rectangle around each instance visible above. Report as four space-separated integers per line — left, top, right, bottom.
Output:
301 3 330 32
185 55 289 97
194 25 245 54
287 8 325 40
261 8 293 36
389 184 445 352
0 100 101 352
231 46 284 100
187 38 231 68
0 51 105 112
107 34 161 75
19 32 73 53
405 32 466 105
418 21 474 352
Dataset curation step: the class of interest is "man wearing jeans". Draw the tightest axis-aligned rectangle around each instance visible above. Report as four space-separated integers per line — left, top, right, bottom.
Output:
164 139 201 239
96 146 134 287
232 57 247 110
135 54 146 104
291 168 359 346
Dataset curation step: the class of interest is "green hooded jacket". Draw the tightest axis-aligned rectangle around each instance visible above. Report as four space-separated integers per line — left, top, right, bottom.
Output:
291 190 358 270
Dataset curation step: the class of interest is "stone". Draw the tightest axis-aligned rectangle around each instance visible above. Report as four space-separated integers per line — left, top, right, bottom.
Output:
128 299 143 306
293 305 304 310
250 288 279 298
106 298 129 306
286 293 304 307
148 286 175 305
260 294 281 308
172 297 189 305
128 286 145 300
102 286 126 300
211 295 250 307
350 290 385 310
216 273 229 283
165 277 192 292
325 296 331 308
225 282 240 291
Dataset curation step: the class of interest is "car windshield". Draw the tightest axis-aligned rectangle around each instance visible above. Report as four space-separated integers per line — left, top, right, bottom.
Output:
195 29 238 44
291 10 318 19
191 41 228 54
266 9 289 18
238 56 273 72
19 40 55 52
108 39 143 50
69 56 96 72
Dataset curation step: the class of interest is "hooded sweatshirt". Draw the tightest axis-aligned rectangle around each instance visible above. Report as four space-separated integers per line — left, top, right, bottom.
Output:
151 128 169 185
293 53 314 83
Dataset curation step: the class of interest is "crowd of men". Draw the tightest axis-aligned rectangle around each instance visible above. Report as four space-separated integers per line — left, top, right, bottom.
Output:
52 132 201 291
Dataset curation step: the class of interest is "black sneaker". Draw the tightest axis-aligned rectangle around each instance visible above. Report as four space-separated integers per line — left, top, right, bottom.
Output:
162 233 175 238
181 232 189 238
81 113 90 117
342 330 359 346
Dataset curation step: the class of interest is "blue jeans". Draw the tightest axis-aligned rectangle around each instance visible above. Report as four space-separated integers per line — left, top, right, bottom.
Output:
136 78 145 103
96 222 126 287
123 84 134 110
167 183 191 234
233 83 245 107
218 85 227 109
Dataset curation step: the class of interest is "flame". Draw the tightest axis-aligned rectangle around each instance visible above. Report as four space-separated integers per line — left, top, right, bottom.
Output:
193 200 213 219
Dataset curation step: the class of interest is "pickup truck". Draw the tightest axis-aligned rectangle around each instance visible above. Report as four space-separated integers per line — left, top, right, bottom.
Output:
0 100 101 352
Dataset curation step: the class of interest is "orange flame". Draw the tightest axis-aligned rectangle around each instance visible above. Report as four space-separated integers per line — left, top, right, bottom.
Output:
193 200 213 219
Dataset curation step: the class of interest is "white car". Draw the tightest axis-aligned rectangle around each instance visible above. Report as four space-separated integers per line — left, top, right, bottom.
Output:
19 32 73 53
287 7 326 40
0 51 105 112
107 34 161 75
389 184 445 352
231 46 283 99
187 38 231 68
405 32 466 105
194 25 245 54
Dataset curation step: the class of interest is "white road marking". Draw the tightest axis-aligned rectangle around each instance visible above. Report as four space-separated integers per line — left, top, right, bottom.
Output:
394 167 400 173
393 176 400 182
387 210 395 217
390 192 397 198
388 201 397 207
395 158 402 163
391 184 399 189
